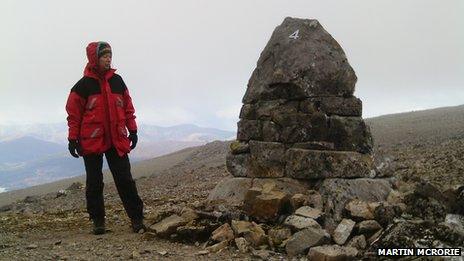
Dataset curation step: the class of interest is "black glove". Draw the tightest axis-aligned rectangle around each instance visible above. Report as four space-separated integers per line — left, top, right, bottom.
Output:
68 139 82 158
128 130 138 150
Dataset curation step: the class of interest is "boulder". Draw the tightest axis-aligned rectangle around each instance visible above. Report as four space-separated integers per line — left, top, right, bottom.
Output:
286 149 374 179
308 245 358 261
285 227 330 256
207 178 252 206
319 178 392 231
243 187 290 221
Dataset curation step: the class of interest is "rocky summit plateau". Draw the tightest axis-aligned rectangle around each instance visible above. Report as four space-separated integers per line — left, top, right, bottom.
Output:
0 17 463 260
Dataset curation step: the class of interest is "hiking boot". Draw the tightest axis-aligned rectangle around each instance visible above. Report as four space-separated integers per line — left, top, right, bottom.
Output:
92 218 105 235
131 218 147 233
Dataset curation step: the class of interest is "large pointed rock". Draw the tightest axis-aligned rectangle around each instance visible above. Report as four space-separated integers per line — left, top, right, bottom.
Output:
243 17 357 103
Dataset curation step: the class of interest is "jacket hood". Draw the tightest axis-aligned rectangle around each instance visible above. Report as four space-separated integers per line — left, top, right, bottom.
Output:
84 41 115 79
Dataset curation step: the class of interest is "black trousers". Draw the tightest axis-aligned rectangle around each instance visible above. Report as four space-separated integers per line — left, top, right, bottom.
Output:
83 147 143 221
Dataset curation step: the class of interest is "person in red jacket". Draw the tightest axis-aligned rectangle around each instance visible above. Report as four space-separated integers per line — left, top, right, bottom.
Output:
65 41 145 234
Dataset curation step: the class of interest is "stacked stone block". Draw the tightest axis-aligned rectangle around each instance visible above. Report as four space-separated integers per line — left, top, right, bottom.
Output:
227 17 374 180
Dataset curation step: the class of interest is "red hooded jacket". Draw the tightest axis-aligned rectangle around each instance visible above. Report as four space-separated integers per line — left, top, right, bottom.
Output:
65 42 137 157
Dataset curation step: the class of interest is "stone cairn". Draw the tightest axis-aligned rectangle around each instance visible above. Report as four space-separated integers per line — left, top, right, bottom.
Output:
230 17 373 180
206 17 397 257
147 18 402 259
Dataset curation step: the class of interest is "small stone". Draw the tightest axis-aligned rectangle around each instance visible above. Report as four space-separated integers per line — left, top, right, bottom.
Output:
443 214 464 235
372 202 403 227
180 207 198 222
346 235 367 249
290 194 309 210
308 245 358 260
157 250 168 256
356 220 382 235
345 200 374 220
234 237 249 253
333 219 356 245
268 227 292 246
285 227 330 256
231 220 252 235
295 206 323 220
211 223 234 242
56 190 67 198
252 249 272 260
206 240 229 253
141 232 157 240
243 222 266 247
284 215 321 231
197 250 209 255
26 244 38 249
150 214 187 237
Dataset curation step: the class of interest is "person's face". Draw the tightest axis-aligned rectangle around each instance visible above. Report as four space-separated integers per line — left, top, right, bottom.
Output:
98 53 112 71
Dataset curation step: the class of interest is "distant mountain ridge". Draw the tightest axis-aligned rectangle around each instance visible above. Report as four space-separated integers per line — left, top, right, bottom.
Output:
0 122 235 144
0 123 235 191
0 136 63 164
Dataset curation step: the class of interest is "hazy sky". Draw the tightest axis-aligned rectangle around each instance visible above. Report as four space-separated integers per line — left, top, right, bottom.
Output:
1 0 462 131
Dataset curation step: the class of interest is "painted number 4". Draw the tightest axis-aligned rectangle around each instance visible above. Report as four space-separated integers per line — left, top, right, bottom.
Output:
289 29 299 39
